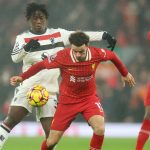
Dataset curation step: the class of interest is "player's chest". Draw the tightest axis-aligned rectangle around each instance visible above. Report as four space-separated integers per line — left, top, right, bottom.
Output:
24 31 63 47
63 62 98 76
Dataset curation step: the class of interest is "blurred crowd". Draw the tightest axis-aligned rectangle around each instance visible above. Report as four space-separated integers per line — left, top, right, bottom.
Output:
0 0 150 122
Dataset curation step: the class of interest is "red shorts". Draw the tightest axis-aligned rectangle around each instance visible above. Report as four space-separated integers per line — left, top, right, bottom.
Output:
51 95 104 131
144 83 150 106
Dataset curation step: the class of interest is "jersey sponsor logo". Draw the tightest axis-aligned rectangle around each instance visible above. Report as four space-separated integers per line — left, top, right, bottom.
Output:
70 75 93 83
50 38 55 45
77 75 93 82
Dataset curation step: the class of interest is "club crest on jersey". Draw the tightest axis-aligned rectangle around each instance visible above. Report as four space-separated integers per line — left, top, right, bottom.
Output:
50 38 55 45
92 63 96 70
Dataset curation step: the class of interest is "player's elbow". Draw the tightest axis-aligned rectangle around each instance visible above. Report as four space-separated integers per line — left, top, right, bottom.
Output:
11 56 22 63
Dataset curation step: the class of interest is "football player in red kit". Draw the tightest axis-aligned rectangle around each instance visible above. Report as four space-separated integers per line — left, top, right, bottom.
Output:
135 32 150 150
10 32 135 150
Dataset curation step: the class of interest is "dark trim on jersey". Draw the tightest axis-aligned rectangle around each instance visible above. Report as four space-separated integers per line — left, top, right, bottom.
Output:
37 42 65 51
0 125 10 133
11 42 65 55
24 32 61 43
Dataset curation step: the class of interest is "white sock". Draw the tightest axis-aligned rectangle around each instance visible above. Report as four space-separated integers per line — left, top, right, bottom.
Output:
0 123 11 149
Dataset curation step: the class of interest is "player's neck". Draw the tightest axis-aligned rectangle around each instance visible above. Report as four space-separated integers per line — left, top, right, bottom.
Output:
30 28 47 35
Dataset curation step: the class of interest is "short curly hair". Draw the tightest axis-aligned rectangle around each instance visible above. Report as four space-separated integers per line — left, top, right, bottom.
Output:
69 31 89 46
25 2 48 20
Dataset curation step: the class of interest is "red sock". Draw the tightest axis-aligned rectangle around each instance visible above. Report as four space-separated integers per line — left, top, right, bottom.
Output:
136 119 150 150
41 140 48 150
90 134 104 150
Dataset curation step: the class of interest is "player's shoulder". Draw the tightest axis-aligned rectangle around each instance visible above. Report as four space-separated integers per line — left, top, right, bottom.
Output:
89 46 105 53
90 46 110 52
46 27 68 32
49 48 69 63
46 27 57 32
55 48 69 61
46 27 70 38
16 30 30 38
89 46 109 58
57 48 70 55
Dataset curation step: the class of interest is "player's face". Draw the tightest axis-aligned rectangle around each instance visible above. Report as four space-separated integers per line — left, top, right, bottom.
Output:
29 11 48 34
72 44 88 62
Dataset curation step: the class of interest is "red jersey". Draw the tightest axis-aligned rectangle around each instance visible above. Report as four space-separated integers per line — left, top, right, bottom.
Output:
20 46 128 104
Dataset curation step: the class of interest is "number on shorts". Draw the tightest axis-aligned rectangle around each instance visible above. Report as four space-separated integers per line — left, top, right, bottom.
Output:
95 102 103 112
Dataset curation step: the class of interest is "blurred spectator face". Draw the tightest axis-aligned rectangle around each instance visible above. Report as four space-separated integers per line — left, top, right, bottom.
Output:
28 10 48 33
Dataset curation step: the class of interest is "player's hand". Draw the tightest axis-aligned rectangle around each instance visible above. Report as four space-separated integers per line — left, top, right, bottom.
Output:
121 72 136 87
23 39 40 52
10 76 23 86
102 32 116 51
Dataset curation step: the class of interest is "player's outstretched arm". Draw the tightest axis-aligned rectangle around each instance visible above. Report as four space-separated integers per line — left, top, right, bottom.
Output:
84 31 116 51
121 72 136 87
61 29 116 51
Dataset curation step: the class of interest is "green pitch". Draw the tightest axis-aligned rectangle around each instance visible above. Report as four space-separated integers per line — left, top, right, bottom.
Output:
3 136 150 150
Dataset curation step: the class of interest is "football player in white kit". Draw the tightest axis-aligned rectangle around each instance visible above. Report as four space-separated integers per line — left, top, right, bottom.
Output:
0 2 116 149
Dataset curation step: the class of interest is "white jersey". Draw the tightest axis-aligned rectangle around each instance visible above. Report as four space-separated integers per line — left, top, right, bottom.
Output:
11 28 104 94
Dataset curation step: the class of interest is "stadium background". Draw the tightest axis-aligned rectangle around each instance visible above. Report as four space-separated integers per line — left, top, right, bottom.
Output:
0 0 150 146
